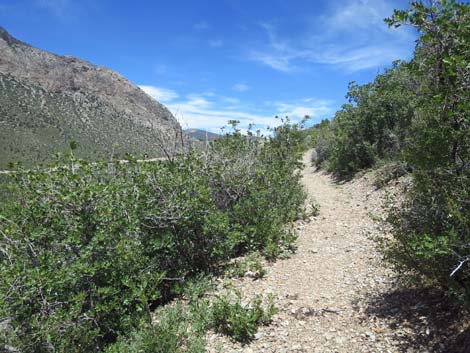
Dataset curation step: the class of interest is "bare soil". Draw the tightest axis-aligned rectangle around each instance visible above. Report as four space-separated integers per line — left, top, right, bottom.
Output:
207 151 469 353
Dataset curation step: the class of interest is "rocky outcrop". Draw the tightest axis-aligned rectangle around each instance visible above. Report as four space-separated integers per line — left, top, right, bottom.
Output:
0 27 181 168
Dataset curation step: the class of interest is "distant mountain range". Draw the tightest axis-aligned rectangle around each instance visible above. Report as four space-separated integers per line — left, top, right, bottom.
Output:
184 129 220 141
0 27 182 169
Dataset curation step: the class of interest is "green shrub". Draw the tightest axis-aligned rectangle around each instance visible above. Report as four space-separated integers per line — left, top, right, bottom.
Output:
309 62 416 178
380 0 470 303
0 120 306 352
0 160 164 352
210 292 277 343
202 121 306 257
106 289 277 352
384 170 470 301
373 162 411 189
0 174 17 213
225 252 267 279
106 301 209 353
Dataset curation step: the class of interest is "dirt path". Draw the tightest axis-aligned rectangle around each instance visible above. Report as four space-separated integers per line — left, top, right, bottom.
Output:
207 151 409 352
207 151 469 352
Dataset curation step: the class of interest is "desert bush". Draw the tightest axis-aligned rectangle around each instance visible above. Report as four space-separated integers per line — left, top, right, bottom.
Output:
0 174 17 213
381 0 470 303
384 170 470 296
210 292 277 343
203 121 307 258
309 62 416 177
224 252 267 279
106 288 277 352
105 301 209 353
0 119 306 352
373 162 411 189
0 159 164 352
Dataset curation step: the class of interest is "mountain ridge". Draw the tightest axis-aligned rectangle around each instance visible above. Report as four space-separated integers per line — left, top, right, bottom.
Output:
0 27 182 168
184 128 220 141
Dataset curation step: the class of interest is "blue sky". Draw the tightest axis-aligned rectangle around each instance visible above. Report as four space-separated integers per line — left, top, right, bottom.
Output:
0 0 417 133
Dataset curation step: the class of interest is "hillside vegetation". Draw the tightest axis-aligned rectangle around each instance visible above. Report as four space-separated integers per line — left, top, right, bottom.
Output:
309 0 470 304
0 27 181 169
0 73 185 169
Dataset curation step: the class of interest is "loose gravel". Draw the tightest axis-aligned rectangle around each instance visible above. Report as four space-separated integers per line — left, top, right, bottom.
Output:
206 151 469 353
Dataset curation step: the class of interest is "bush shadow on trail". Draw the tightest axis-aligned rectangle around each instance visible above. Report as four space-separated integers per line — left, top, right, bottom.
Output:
363 286 470 353
309 164 353 185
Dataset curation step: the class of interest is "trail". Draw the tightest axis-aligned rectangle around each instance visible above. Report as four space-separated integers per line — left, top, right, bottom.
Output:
208 151 406 352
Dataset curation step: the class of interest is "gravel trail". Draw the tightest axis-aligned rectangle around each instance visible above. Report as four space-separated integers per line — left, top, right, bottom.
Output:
207 151 465 353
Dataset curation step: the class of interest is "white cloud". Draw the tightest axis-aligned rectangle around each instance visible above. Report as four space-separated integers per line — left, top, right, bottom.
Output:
274 98 334 120
249 51 297 72
232 83 251 92
327 0 391 30
319 0 415 45
168 97 278 132
140 83 333 133
169 94 333 133
247 0 415 73
222 97 240 104
185 94 212 108
139 85 179 102
311 45 409 72
249 22 298 72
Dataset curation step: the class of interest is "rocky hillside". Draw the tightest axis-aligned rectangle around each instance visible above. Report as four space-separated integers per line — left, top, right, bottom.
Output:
0 27 181 168
184 128 220 141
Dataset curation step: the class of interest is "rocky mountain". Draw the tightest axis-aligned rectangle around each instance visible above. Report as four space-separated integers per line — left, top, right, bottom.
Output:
0 27 181 169
184 128 220 141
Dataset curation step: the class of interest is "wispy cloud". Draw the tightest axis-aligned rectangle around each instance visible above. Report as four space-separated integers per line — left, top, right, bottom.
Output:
33 0 83 20
165 93 273 132
232 83 251 92
249 51 295 72
157 89 334 133
274 98 333 119
222 97 240 104
249 22 298 72
311 45 408 72
327 0 391 30
139 80 334 133
247 0 415 73
194 21 210 30
139 85 179 103
208 39 223 47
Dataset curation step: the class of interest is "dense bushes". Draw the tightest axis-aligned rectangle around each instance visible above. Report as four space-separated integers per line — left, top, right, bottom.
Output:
210 292 277 343
309 62 416 177
382 0 470 302
310 0 470 304
0 121 306 352
105 289 277 352
105 301 210 353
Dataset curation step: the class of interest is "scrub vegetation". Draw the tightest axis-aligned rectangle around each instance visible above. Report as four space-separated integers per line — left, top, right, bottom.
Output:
0 121 307 352
309 0 470 305
1 1 469 352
